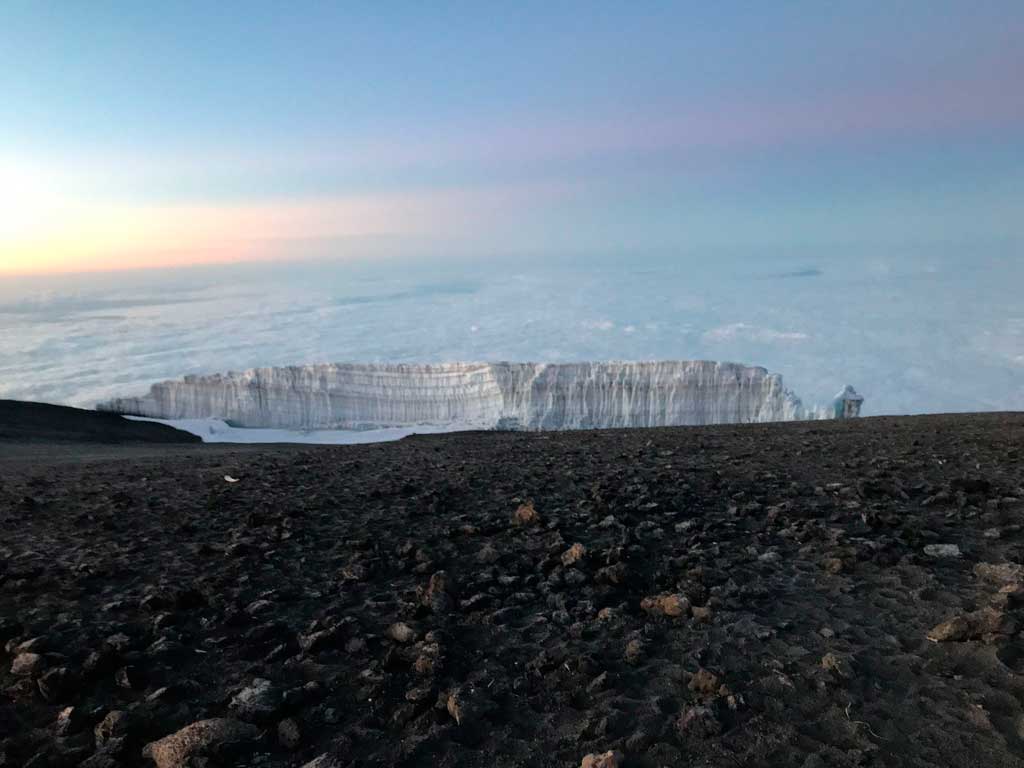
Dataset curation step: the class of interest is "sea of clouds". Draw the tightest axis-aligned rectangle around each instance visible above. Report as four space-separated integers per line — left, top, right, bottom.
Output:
2 249 1022 418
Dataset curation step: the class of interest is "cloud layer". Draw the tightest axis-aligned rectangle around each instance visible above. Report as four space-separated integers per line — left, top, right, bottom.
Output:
2 250 1022 417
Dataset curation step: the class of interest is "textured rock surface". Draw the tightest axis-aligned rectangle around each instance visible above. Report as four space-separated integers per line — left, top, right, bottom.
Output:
98 360 848 430
142 718 259 768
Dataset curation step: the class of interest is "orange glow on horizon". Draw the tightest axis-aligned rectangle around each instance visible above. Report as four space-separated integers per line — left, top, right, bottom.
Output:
0 195 453 276
0 160 575 276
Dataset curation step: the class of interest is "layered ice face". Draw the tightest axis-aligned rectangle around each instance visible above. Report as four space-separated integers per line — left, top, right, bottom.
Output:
98 360 858 431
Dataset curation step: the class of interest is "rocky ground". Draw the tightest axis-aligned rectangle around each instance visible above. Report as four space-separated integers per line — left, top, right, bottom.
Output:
1 413 1024 767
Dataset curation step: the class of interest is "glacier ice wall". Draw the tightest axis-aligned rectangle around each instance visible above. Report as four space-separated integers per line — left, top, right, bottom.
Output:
97 361 853 430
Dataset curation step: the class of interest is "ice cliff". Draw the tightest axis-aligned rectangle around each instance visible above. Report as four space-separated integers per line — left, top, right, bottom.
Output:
98 361 861 431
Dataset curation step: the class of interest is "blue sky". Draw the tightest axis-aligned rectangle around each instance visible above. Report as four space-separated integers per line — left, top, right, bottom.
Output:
1 1 1022 272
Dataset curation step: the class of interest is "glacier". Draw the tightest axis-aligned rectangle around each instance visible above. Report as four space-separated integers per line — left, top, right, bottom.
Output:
97 361 861 432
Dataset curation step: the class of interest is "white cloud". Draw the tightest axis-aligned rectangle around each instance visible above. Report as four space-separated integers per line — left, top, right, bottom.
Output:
702 323 809 344
3 250 1023 416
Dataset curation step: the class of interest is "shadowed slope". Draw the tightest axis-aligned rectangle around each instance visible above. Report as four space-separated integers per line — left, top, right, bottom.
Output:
0 400 201 444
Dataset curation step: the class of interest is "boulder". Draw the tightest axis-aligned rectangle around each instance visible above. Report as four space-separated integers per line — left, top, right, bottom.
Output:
143 718 259 768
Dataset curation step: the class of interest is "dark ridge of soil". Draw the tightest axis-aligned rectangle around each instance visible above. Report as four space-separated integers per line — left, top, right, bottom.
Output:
1 412 1024 768
0 400 200 445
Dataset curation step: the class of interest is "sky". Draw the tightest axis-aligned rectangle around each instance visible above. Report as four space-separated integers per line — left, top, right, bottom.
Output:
2 2 1023 420
2 1 1023 275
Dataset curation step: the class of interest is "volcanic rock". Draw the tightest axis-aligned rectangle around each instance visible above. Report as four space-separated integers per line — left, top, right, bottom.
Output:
278 717 302 749
975 562 1024 586
143 718 260 768
37 666 78 702
580 749 625 768
512 501 540 526
10 652 45 677
95 710 131 748
928 608 1010 642
923 544 961 558
640 593 690 618
229 678 282 723
387 622 419 644
562 543 587 567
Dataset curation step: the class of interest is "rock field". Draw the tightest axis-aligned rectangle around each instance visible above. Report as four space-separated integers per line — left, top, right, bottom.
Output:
2 413 1024 767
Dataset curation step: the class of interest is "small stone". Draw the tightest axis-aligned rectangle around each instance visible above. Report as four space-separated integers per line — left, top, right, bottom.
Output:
387 622 419 644
79 752 121 768
924 544 961 558
821 652 852 679
301 753 348 768
13 636 46 654
822 558 845 574
624 729 653 752
55 706 87 736
561 543 587 568
688 668 720 695
147 636 184 659
423 571 455 613
596 563 627 585
10 652 45 677
446 685 493 726
580 749 625 768
95 710 131 748
104 633 133 652
37 666 78 702
245 599 274 616
414 651 438 675
405 684 434 702
152 612 177 631
511 501 540 526
691 605 713 623
624 638 645 665
927 608 1009 643
928 616 971 642
587 671 608 693
278 717 301 749
299 627 343 654
640 593 690 618
229 678 281 723
676 704 722 738
83 648 117 678
992 585 1024 609
143 718 259 768
476 544 500 564
340 561 368 581
116 665 145 690
975 562 1024 586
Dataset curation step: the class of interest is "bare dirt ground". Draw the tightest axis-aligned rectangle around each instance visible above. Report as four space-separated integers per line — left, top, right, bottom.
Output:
2 413 1024 767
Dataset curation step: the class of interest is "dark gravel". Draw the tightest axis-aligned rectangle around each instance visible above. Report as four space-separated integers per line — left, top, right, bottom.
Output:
1 413 1024 767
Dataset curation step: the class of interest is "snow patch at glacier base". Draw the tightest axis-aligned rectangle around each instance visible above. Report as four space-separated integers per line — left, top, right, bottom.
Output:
124 416 468 445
